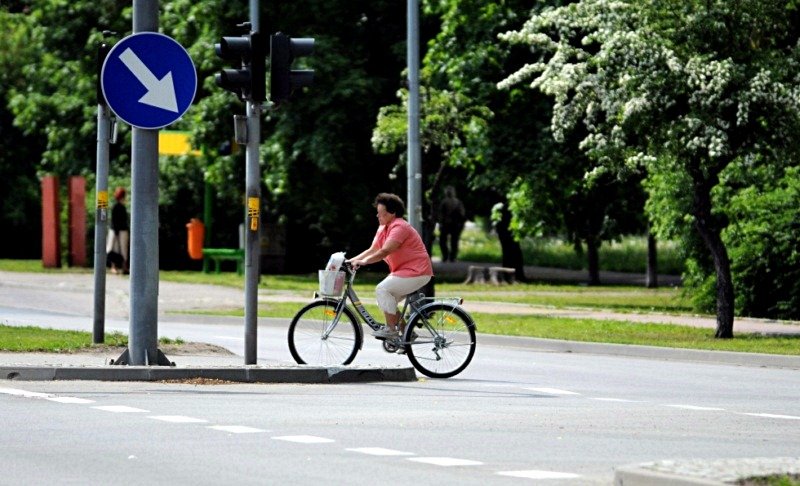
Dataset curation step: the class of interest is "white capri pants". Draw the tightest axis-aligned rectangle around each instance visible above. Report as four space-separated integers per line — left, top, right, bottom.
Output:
375 275 432 314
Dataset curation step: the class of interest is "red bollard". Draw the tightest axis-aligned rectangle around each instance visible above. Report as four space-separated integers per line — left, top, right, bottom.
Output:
41 176 61 268
68 176 87 267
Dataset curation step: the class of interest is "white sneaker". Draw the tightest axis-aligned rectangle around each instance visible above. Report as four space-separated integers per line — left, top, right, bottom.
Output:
372 327 399 339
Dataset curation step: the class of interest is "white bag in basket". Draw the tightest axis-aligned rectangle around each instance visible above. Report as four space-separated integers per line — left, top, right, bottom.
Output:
319 270 345 296
319 252 346 296
325 251 346 272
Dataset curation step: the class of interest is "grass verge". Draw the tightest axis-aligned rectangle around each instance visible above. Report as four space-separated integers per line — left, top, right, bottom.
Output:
0 325 183 352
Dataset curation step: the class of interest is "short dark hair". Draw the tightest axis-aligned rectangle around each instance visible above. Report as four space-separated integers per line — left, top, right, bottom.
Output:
374 193 405 218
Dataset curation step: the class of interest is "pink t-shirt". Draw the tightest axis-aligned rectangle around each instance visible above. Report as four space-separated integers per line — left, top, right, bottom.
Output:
372 218 433 277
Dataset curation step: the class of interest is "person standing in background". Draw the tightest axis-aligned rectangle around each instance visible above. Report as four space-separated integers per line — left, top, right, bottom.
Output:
107 186 130 274
438 185 466 262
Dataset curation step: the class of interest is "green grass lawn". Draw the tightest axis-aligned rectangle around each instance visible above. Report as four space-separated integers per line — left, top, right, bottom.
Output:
0 325 181 352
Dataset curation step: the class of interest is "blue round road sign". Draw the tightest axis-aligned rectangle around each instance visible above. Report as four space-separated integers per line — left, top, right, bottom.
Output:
102 32 197 130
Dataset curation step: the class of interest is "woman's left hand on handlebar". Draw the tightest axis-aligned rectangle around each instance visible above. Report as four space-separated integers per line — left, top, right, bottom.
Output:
346 259 364 270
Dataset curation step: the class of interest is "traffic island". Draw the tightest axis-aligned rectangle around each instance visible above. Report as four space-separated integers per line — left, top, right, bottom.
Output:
0 364 417 384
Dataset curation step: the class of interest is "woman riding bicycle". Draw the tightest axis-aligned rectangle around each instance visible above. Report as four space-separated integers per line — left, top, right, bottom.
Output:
347 193 433 340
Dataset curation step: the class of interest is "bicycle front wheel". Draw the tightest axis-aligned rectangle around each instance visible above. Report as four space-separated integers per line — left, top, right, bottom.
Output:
405 303 476 378
288 300 361 365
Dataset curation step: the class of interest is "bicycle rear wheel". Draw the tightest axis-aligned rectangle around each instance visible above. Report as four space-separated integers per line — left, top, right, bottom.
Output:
288 300 362 365
404 303 476 378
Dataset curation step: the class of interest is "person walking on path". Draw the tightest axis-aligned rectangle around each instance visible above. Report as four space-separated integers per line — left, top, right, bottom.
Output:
438 185 466 262
106 187 130 274
347 193 433 339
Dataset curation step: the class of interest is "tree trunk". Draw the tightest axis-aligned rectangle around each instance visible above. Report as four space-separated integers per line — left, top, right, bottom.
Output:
692 180 735 338
586 235 601 286
495 203 527 282
646 231 658 288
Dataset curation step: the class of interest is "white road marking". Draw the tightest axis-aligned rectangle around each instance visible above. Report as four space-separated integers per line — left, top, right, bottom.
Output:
407 457 483 467
588 397 642 403
664 404 726 411
346 447 414 456
740 413 800 420
149 415 209 423
0 387 50 398
92 405 149 413
207 425 267 433
0 387 94 404
272 435 335 444
524 387 581 396
497 470 581 479
46 396 95 404
213 335 244 341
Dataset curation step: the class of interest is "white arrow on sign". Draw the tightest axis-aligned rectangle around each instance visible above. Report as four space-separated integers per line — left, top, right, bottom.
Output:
119 47 179 113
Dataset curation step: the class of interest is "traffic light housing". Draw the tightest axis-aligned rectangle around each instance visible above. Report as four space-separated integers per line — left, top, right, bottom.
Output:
96 31 116 105
215 29 265 103
269 32 314 104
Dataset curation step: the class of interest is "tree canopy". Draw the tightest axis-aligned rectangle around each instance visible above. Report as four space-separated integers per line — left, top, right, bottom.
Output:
499 0 800 331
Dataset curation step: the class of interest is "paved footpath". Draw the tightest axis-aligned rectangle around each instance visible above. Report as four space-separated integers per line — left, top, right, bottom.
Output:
1 268 799 335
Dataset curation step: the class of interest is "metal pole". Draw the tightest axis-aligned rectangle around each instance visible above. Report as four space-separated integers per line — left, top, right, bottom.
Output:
244 101 261 365
242 0 262 365
407 0 422 232
92 103 111 344
249 0 260 32
128 0 160 365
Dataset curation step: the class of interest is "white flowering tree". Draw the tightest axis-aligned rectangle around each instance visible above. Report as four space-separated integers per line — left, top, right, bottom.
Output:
499 0 800 337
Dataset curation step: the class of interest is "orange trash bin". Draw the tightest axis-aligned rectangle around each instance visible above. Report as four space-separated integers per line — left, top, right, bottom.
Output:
186 218 205 260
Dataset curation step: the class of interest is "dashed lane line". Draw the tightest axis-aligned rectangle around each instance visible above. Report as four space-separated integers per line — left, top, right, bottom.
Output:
407 457 484 467
523 387 581 396
588 397 643 403
149 415 209 424
0 387 95 404
0 387 51 399
207 425 267 433
346 447 415 456
496 470 582 480
91 405 149 413
272 435 335 443
663 404 726 411
46 396 95 404
739 413 800 420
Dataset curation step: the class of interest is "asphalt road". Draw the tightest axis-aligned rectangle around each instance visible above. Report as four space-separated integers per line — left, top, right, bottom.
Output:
1 271 799 484
2 345 800 484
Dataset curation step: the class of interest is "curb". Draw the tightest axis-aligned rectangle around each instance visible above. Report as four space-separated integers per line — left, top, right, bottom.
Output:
614 465 725 485
477 333 800 369
614 458 800 485
0 365 417 384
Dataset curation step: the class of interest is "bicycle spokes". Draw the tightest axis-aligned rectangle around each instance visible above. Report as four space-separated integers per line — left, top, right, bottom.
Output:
404 303 476 378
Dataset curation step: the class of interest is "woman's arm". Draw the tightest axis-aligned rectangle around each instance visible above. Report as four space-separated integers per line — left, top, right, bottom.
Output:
348 240 400 268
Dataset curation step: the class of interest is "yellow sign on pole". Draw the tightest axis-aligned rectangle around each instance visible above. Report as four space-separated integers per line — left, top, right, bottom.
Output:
159 131 202 156
248 197 260 231
97 190 109 209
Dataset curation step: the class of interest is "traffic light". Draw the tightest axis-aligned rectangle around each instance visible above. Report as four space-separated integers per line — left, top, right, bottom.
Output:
269 32 314 104
215 28 266 103
96 31 116 105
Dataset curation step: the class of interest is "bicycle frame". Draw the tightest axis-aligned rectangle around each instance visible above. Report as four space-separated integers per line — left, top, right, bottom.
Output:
319 265 465 348
292 260 477 377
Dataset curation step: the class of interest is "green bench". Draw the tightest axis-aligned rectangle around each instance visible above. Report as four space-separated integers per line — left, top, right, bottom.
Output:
202 248 245 275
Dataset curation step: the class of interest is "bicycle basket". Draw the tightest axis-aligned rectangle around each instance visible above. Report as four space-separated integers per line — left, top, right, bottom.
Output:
318 270 346 296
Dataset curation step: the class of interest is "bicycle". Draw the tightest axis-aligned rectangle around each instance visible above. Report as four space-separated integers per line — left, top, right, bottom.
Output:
288 261 477 378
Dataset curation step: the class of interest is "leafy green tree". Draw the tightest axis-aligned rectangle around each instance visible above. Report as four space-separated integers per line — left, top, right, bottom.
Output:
253 1 410 270
0 7 42 257
374 0 648 283
500 0 800 335
725 168 800 319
